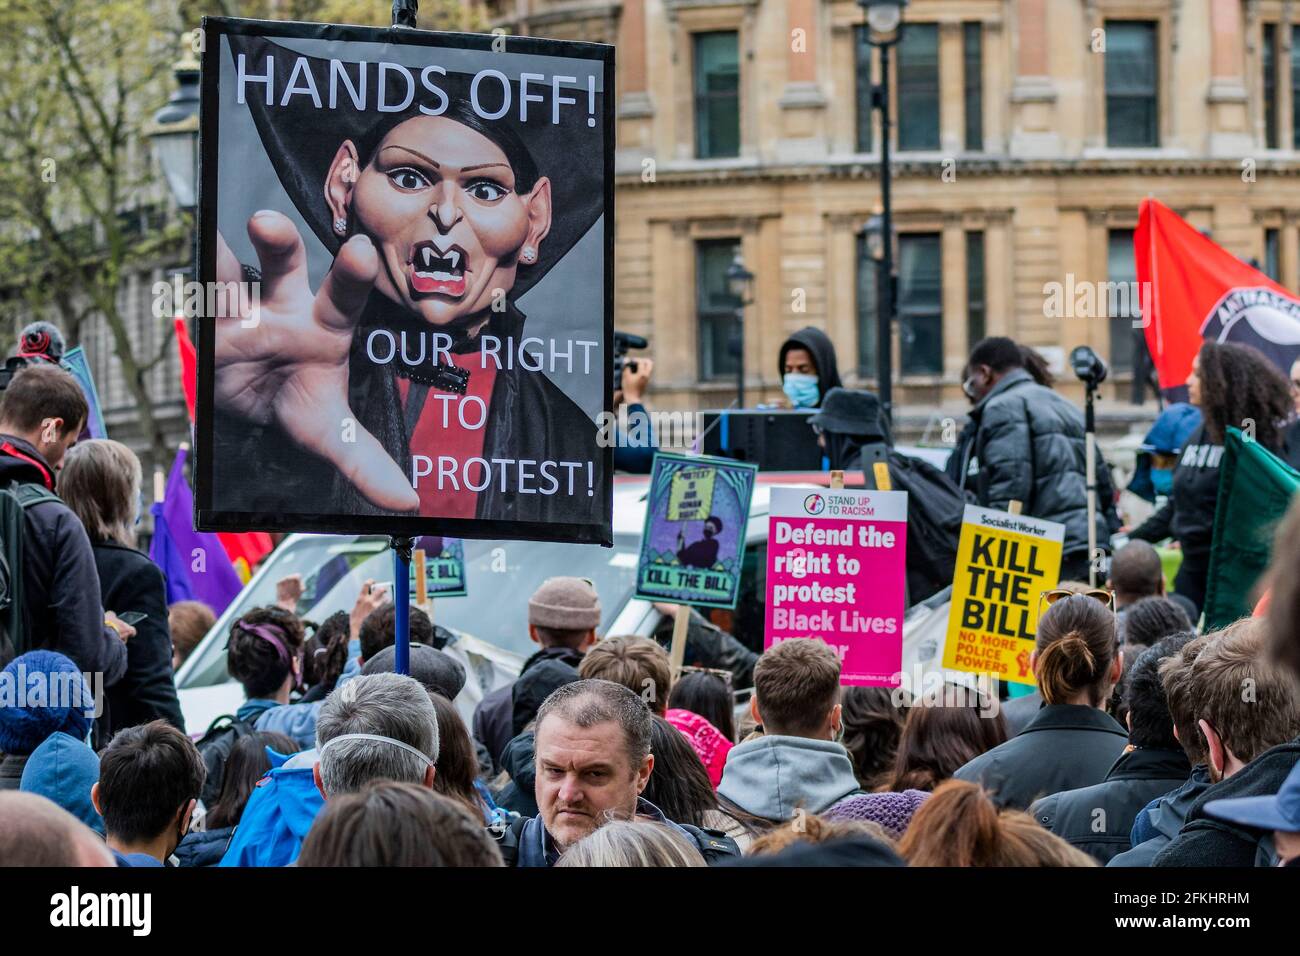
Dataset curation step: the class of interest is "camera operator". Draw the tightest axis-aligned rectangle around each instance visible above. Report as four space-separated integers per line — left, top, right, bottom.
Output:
612 339 659 474
956 336 1117 582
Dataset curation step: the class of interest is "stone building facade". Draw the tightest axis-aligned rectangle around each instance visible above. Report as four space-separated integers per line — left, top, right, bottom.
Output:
487 0 1300 415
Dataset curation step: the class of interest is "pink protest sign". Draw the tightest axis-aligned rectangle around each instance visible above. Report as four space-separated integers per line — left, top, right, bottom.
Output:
764 487 909 687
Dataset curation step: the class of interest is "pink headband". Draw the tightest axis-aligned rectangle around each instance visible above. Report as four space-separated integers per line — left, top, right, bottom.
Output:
237 619 294 669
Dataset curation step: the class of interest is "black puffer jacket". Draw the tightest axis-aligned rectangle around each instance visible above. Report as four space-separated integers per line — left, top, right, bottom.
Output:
962 370 1114 557
0 437 126 685
1030 746 1191 864
174 825 235 867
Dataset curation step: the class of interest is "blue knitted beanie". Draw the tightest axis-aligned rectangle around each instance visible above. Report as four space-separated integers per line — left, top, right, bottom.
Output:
0 651 93 755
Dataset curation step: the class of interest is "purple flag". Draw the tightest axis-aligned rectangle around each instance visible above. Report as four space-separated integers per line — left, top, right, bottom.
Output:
149 447 242 615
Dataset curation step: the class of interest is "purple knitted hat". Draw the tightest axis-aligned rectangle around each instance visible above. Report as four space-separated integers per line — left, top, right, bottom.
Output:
825 789 930 838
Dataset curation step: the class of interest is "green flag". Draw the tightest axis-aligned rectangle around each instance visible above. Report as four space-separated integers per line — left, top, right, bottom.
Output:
1204 428 1300 630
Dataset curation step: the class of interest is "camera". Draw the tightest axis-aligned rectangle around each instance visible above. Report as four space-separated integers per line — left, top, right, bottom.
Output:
613 330 647 384
1069 344 1108 389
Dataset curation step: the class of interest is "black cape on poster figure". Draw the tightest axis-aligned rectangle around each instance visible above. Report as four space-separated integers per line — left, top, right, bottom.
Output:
193 18 614 546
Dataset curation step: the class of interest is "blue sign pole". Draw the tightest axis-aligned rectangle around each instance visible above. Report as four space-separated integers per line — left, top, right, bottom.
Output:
391 536 413 675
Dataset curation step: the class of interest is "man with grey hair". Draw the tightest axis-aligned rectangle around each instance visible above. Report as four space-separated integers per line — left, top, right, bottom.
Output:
488 678 739 866
313 673 439 799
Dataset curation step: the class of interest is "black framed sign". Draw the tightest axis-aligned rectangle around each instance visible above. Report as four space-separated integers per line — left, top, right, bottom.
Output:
194 17 615 546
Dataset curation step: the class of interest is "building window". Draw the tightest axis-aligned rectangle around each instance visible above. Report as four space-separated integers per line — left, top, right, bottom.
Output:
856 233 879 375
854 26 874 152
1265 228 1280 281
697 239 741 380
693 32 740 159
1105 21 1159 148
964 23 983 152
898 23 940 151
899 233 943 375
1292 26 1300 149
858 233 944 376
967 231 986 349
1108 229 1142 373
1264 24 1278 150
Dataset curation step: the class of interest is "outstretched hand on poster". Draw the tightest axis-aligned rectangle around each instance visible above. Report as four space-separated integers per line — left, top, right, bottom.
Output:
213 211 419 511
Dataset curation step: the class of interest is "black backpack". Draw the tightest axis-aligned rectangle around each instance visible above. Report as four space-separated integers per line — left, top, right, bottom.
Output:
489 815 741 866
195 714 257 807
861 446 965 604
0 479 62 666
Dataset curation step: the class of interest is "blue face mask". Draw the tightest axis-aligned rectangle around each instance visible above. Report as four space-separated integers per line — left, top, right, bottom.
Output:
783 373 820 409
1150 467 1174 496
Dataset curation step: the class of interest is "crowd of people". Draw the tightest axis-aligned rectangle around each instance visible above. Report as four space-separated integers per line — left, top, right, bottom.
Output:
2 333 1300 868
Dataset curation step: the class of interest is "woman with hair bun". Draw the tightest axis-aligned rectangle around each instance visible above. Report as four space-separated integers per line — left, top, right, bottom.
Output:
953 593 1128 810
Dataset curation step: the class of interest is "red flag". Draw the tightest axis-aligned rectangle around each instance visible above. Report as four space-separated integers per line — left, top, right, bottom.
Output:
174 314 197 424
218 531 274 581
1135 198 1300 391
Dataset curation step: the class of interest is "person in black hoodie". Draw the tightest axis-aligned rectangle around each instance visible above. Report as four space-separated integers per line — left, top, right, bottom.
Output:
1130 341 1293 616
0 365 128 685
1153 618 1300 866
58 439 184 742
471 577 598 772
954 593 1128 809
778 327 843 409
1031 633 1194 863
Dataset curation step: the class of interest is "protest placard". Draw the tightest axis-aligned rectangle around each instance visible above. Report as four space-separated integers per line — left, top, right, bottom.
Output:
60 346 108 441
193 18 614 545
764 486 909 686
412 534 467 598
635 453 757 609
942 505 1065 686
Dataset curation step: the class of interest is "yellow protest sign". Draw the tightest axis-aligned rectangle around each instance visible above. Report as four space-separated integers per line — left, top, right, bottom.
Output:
667 467 716 522
943 505 1065 686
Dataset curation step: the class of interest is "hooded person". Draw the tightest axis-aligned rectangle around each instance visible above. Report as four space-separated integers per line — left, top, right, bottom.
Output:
778 327 842 409
18 731 103 835
0 651 93 789
809 388 964 603
207 31 610 540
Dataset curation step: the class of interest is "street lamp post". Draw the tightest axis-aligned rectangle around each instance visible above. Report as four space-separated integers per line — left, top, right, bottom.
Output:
726 252 755 409
145 34 201 213
857 0 907 423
